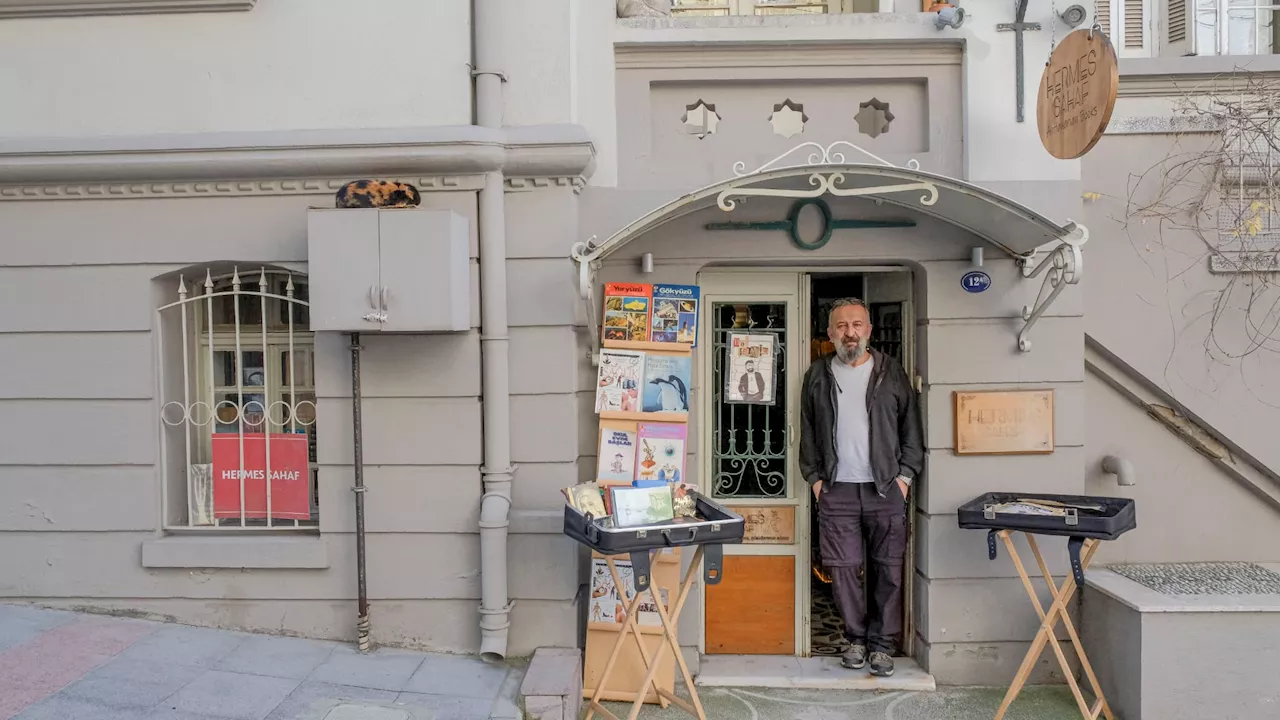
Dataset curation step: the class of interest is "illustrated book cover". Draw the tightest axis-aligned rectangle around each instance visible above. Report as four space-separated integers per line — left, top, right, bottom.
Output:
650 284 699 346
594 348 645 413
609 485 675 527
724 332 778 406
641 352 691 414
635 423 687 484
596 421 638 483
588 558 666 626
601 282 652 342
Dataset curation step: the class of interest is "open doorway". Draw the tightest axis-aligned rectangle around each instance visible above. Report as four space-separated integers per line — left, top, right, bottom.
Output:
805 270 915 659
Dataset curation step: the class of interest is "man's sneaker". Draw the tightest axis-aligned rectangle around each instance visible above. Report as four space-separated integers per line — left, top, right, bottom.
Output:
868 651 895 677
840 644 867 669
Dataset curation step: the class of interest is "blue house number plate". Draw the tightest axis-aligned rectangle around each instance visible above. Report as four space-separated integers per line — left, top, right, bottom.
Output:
961 270 991 294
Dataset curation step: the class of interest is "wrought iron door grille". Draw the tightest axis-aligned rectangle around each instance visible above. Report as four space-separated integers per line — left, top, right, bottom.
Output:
711 302 789 499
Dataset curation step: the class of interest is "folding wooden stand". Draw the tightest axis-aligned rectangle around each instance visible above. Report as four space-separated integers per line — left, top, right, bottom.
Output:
992 530 1113 720
584 546 709 720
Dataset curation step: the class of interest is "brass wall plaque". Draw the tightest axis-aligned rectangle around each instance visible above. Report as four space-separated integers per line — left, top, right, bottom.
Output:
953 389 1054 455
728 505 795 544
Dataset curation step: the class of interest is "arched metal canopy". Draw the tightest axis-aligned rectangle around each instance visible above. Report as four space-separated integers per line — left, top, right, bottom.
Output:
572 142 1087 353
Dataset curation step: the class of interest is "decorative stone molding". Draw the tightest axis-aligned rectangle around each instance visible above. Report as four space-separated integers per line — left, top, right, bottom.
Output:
0 175 487 201
1104 116 1222 135
0 124 596 201
0 0 255 17
615 40 960 70
505 176 587 194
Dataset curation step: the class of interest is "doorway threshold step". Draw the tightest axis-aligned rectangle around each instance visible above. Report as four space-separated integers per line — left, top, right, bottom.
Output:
695 655 935 691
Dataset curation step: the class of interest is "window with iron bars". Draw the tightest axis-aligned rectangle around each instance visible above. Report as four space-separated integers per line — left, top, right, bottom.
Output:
156 267 318 531
670 0 883 16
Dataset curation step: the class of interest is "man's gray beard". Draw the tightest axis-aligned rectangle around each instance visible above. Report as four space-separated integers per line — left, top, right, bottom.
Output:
835 337 868 363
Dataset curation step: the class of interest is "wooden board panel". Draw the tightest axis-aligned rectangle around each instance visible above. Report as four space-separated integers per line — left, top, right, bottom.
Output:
728 505 796 544
704 555 795 655
953 389 1054 455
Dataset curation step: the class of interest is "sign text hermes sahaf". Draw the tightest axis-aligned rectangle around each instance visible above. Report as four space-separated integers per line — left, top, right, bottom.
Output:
1037 29 1118 160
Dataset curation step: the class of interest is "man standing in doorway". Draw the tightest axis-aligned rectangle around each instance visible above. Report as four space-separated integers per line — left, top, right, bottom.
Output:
800 298 924 677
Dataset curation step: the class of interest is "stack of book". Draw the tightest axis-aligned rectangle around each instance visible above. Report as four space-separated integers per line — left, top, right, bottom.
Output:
562 481 699 528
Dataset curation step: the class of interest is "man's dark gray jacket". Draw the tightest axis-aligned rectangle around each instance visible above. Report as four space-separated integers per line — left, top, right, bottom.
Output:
799 348 925 498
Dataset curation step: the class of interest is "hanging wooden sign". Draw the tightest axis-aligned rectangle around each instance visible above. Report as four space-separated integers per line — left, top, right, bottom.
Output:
1036 29 1119 160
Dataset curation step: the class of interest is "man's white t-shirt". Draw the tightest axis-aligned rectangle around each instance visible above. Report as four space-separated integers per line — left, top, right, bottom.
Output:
831 355 874 483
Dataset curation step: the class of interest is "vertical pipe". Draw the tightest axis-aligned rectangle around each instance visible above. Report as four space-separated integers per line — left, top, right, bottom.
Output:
351 332 370 652
261 270 273 528
474 0 515 662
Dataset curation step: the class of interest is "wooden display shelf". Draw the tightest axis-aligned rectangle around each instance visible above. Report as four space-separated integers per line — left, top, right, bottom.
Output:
588 621 666 636
602 340 693 354
599 410 688 424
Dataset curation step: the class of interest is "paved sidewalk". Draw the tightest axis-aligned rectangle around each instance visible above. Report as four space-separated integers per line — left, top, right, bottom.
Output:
602 684 1085 720
0 603 519 720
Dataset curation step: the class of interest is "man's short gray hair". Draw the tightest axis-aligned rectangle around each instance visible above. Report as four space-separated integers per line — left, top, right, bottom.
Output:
829 298 866 312
826 298 868 329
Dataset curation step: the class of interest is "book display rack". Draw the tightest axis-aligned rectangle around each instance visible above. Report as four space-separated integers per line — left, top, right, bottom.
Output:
560 282 744 720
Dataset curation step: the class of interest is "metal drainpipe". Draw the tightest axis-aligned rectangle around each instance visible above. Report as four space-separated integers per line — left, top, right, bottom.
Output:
350 332 371 652
473 0 515 663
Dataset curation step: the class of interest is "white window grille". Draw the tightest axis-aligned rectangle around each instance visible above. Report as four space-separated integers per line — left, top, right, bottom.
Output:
669 0 875 16
1147 0 1277 56
1214 108 1280 270
156 267 318 531
1190 0 1274 55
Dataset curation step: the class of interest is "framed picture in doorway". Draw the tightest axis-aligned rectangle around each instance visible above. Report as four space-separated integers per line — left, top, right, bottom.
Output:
724 332 778 406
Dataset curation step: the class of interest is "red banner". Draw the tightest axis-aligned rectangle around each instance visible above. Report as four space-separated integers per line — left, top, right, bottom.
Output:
212 433 311 520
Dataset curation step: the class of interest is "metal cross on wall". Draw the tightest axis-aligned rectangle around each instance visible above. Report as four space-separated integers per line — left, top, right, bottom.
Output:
997 0 1041 123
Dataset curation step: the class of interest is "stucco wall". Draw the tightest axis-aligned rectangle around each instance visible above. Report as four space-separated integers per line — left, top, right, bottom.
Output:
1083 99 1280 477
0 0 473 138
0 182 583 657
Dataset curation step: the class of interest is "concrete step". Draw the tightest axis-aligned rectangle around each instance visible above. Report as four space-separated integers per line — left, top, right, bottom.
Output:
1083 562 1280 720
695 654 935 691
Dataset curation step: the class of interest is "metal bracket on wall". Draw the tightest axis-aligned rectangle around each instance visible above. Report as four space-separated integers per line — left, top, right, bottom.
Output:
571 237 603 365
1016 224 1088 352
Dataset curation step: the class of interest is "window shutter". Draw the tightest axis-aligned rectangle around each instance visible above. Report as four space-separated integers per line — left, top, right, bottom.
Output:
1159 0 1194 56
1095 0 1111 36
1116 0 1153 56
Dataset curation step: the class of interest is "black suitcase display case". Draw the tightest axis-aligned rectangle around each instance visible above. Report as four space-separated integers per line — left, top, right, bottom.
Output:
957 491 1137 541
562 489 745 591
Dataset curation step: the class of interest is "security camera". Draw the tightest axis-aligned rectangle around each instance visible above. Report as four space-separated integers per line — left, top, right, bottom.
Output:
1059 4 1087 27
934 6 965 30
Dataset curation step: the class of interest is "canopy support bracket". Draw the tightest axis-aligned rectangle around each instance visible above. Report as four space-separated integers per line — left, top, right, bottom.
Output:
1016 224 1087 352
571 238 603 366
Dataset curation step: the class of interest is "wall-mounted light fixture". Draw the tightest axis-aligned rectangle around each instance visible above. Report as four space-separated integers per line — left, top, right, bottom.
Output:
931 2 965 30
641 252 654 273
971 247 984 268
1059 4 1087 27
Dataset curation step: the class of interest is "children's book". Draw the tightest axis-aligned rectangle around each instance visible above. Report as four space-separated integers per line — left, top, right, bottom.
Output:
635 423 687 484
601 283 652 343
594 349 645 413
650 284 699 346
596 422 638 483
641 352 691 414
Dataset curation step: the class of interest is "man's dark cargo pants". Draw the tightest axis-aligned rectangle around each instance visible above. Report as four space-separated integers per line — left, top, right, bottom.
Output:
817 480 908 655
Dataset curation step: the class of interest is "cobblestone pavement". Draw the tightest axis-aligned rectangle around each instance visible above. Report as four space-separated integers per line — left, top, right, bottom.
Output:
0 603 517 720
